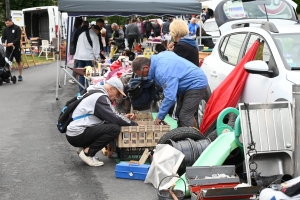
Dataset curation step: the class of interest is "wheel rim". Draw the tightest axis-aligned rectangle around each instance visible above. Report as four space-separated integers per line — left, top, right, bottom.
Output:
197 99 206 127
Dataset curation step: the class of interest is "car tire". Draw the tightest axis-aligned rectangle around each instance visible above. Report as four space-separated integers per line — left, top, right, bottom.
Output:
195 87 211 130
157 127 205 144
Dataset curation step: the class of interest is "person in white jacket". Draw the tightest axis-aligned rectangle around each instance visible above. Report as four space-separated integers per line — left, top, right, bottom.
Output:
74 25 101 92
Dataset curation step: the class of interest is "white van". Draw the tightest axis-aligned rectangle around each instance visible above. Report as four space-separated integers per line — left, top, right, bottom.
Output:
12 6 67 43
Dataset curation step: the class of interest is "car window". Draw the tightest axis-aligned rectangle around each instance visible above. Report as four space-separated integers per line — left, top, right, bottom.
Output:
245 34 279 77
222 0 294 20
274 34 300 70
220 33 247 65
245 34 271 63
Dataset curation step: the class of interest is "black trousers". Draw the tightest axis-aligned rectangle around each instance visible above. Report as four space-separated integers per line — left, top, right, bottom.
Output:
145 31 151 39
66 124 120 157
176 88 207 127
127 34 138 51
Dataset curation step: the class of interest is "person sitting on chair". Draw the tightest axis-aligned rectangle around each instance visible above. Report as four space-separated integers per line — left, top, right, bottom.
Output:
109 23 125 50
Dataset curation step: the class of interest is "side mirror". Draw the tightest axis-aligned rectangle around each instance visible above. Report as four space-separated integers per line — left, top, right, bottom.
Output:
244 60 273 75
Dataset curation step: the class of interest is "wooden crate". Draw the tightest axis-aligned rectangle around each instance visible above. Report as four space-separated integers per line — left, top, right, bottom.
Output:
116 121 170 148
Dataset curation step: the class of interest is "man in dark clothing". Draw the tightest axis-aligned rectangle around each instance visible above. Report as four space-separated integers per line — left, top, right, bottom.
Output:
96 18 106 60
143 18 153 39
104 20 113 55
110 23 125 49
162 18 172 35
1 18 23 82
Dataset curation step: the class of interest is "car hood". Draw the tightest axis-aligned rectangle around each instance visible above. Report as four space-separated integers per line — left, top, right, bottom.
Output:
286 71 300 84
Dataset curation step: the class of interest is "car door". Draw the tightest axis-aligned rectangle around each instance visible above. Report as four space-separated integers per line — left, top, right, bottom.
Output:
203 32 248 92
216 33 248 88
240 33 277 103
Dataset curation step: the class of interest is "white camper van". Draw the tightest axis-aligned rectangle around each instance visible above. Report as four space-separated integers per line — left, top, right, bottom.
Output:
14 6 67 43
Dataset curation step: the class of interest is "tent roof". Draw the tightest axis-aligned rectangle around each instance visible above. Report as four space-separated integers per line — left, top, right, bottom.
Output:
58 0 201 16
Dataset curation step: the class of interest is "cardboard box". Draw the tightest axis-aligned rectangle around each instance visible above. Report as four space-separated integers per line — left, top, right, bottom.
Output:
116 121 170 148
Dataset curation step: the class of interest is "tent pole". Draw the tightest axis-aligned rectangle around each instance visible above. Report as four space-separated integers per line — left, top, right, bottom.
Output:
56 12 62 100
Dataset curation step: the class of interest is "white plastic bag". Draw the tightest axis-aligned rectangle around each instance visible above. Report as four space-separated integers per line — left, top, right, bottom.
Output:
144 144 185 188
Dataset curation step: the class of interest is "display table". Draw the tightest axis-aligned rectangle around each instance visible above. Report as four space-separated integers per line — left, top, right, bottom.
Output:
199 51 212 64
146 40 162 51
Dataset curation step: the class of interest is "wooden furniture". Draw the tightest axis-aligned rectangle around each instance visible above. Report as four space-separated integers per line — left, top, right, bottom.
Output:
20 26 36 67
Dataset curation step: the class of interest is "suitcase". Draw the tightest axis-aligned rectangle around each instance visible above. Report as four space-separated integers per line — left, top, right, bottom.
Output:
115 161 150 181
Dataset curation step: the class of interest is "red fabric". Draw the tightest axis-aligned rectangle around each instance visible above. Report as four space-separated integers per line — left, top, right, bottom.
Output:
110 60 121 71
200 40 260 134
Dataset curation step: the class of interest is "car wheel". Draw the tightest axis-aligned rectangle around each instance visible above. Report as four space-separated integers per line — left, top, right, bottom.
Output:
157 127 205 144
195 87 211 129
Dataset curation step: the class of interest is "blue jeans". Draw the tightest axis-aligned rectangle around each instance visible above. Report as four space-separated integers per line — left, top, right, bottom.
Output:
77 60 93 92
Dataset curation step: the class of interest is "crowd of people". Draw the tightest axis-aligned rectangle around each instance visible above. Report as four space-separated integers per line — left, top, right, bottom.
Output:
66 15 215 166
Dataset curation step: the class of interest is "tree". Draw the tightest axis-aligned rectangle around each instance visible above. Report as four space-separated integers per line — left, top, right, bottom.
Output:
294 0 300 14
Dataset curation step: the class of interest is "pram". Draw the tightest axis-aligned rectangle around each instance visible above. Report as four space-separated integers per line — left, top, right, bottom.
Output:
0 44 17 85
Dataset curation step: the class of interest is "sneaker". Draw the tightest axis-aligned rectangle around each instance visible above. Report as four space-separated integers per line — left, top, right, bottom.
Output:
79 150 104 167
18 76 23 81
68 79 76 84
76 147 84 155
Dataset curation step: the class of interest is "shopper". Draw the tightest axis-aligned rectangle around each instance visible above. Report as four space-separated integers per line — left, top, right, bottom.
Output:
136 17 144 44
66 77 138 166
69 17 84 83
152 19 161 37
110 23 125 49
96 18 106 59
1 18 23 81
132 52 208 127
188 18 199 39
125 19 140 51
162 18 172 35
167 19 199 66
74 25 101 92
143 18 152 40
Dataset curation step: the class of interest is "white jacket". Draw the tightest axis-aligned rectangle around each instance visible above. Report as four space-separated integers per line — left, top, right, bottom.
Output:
74 29 100 61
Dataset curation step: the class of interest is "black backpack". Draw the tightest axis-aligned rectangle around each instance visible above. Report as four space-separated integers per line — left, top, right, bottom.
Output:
56 90 100 133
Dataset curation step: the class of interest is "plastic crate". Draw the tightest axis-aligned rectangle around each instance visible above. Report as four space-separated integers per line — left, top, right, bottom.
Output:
116 121 170 148
117 147 154 161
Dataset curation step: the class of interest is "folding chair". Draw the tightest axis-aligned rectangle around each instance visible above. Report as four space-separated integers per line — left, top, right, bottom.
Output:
39 40 55 60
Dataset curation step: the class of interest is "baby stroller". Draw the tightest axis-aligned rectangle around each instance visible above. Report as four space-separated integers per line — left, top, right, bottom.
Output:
0 44 17 85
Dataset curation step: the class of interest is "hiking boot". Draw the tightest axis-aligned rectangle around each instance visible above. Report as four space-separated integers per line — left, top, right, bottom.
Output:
18 76 23 81
79 151 104 167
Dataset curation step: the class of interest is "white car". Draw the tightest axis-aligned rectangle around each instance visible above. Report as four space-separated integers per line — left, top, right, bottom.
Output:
203 18 220 43
196 0 299 127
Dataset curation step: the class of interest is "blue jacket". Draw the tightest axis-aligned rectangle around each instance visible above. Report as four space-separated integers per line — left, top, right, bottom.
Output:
148 51 208 120
188 23 199 36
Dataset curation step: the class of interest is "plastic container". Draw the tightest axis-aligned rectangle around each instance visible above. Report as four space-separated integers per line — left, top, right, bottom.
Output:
115 161 150 180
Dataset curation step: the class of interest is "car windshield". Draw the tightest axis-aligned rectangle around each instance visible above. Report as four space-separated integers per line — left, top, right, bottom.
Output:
223 0 293 20
274 34 300 69
203 21 219 32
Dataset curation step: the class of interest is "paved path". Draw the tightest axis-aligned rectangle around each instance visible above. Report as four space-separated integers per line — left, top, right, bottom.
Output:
0 63 158 200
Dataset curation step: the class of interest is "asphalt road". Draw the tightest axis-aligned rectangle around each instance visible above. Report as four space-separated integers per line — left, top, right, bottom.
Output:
0 62 158 200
